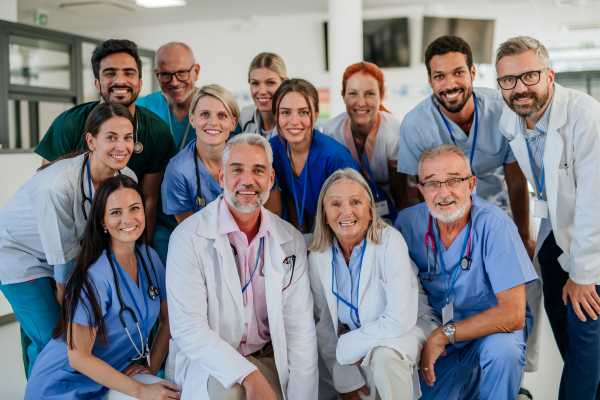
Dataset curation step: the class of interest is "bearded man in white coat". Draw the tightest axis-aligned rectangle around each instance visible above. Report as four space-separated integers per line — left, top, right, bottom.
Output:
165 133 318 400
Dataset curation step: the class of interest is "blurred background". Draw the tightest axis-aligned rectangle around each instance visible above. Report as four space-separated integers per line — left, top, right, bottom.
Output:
1 0 600 397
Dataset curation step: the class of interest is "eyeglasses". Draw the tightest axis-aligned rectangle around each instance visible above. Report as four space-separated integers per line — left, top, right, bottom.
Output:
497 68 549 90
156 65 196 83
419 176 472 192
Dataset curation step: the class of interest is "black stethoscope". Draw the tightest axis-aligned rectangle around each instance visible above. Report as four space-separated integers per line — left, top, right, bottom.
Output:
193 147 206 208
107 245 160 364
421 214 473 282
133 112 143 154
80 154 121 221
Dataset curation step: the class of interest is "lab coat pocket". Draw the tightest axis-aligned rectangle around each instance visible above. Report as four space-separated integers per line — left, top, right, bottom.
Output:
557 165 576 226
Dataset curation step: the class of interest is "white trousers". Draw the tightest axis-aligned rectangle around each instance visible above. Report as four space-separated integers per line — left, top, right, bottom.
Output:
371 346 413 400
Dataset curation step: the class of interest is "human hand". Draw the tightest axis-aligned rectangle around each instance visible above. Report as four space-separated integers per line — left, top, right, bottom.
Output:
563 278 600 322
340 385 370 400
339 325 346 336
56 282 66 307
242 370 277 400
138 381 181 400
122 363 151 378
420 328 448 387
350 357 364 366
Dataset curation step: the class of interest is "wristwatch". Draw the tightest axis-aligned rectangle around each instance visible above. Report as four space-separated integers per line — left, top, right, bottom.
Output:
443 323 456 344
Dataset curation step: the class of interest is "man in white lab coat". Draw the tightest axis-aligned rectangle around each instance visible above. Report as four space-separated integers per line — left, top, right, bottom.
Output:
165 133 318 400
496 36 600 400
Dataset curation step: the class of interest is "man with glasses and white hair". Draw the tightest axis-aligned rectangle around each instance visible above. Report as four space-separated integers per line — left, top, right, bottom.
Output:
496 36 600 399
395 144 538 400
165 133 318 400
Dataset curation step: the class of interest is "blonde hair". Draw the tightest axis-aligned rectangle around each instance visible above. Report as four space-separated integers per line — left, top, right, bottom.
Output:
189 84 240 122
309 168 388 253
248 52 287 82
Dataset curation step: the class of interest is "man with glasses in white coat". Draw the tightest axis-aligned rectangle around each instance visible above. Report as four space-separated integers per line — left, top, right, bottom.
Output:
165 133 318 400
497 36 600 400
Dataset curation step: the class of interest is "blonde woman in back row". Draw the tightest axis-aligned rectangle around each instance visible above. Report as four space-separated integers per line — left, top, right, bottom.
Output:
308 168 440 400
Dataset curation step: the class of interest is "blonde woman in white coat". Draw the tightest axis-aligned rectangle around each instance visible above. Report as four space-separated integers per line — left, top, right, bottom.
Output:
308 168 440 400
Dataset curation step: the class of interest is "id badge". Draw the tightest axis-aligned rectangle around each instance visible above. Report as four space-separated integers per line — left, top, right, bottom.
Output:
375 200 389 217
244 307 252 324
533 199 549 219
442 302 454 325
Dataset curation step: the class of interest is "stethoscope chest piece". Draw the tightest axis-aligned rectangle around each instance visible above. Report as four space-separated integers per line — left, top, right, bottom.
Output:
134 141 143 154
147 286 159 300
460 256 472 271
195 195 206 208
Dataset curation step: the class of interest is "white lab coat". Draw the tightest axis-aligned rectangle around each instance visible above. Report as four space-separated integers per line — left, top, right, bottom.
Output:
238 105 278 140
165 197 318 400
309 226 441 399
499 83 600 284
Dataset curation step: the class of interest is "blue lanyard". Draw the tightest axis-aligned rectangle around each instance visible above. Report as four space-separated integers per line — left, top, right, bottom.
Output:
86 156 93 202
436 93 479 166
350 129 381 202
286 137 310 231
525 139 545 201
331 237 367 324
235 237 263 294
436 219 472 305
110 248 150 345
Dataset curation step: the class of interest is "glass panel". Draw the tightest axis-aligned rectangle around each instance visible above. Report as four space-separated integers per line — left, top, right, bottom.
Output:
589 77 600 102
140 55 154 97
9 36 71 90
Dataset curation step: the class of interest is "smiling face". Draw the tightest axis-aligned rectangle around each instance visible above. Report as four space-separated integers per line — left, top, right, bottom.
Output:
324 179 372 245
155 45 199 105
343 73 381 127
86 116 134 171
277 91 318 146
102 187 145 246
496 50 554 118
219 144 275 214
250 67 284 114
418 153 475 223
95 53 142 108
190 95 237 147
428 52 475 113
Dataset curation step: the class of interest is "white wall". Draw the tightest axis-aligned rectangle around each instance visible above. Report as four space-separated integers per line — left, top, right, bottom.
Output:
0 0 17 22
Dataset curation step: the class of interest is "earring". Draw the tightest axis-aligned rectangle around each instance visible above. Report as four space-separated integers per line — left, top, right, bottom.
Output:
104 229 107 233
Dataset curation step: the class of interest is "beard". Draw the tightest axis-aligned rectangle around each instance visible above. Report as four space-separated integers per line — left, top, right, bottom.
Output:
99 83 140 108
507 86 550 118
435 85 473 113
428 186 471 223
223 183 269 214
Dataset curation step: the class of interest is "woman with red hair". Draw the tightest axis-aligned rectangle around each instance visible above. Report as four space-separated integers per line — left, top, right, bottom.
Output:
324 62 405 220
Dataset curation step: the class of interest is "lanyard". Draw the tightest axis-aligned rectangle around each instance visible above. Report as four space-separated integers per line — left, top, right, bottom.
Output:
436 93 479 166
436 219 472 305
350 129 381 202
331 237 367 324
235 237 263 294
525 138 545 201
110 248 150 347
86 156 93 202
286 139 310 231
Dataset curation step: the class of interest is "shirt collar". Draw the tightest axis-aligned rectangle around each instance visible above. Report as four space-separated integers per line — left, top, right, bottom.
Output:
218 196 270 239
520 86 554 139
333 236 365 256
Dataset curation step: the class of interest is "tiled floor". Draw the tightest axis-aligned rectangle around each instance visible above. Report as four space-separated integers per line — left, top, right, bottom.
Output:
0 312 564 399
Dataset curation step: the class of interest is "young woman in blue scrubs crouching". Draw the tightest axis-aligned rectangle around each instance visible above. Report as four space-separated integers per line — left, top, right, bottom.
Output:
25 175 179 399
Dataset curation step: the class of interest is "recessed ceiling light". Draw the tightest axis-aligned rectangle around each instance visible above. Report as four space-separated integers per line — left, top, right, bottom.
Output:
136 0 186 8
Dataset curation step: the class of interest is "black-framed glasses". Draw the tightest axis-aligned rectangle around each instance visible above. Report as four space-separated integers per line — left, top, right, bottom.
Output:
497 68 549 90
419 176 472 192
156 65 196 83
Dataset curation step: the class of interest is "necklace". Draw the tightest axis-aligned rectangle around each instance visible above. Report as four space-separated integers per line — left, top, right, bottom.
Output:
343 253 351 260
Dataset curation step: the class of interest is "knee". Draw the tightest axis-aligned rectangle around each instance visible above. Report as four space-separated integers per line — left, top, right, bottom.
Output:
207 377 246 400
479 333 526 369
371 346 410 371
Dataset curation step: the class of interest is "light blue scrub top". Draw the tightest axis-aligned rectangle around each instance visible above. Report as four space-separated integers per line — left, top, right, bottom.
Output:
397 87 516 203
394 195 538 347
333 239 364 330
25 245 166 399
137 91 196 150
161 138 223 215
270 130 361 219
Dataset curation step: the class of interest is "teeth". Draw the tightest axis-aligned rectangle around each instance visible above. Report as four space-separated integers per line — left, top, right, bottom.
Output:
111 154 126 160
238 191 256 195
257 98 270 104
445 92 460 99
355 110 368 114
340 221 357 226
205 130 220 134
288 129 302 133
171 88 183 92
113 89 128 94
121 226 136 232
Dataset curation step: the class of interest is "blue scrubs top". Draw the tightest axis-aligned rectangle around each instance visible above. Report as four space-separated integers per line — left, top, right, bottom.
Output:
270 130 361 218
137 91 196 151
397 88 516 203
25 245 166 399
394 195 538 347
161 138 223 215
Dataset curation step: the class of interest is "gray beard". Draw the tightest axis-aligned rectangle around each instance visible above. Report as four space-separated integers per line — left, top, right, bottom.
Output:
223 184 269 214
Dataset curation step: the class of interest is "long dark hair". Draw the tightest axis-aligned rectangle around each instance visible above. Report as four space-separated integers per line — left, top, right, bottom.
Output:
53 175 151 348
38 102 135 172
272 78 319 145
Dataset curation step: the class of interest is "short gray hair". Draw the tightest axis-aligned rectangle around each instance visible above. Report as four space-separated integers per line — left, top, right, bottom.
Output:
308 168 388 253
495 36 549 69
417 144 472 181
155 42 195 66
222 133 273 170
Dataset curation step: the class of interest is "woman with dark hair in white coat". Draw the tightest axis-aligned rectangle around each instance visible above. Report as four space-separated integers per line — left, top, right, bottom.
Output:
308 168 440 400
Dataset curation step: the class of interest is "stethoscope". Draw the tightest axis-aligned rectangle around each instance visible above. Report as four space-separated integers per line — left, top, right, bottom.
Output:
107 245 161 364
331 237 367 325
193 147 207 208
80 154 120 220
436 93 479 167
166 105 191 152
133 113 143 154
421 214 473 282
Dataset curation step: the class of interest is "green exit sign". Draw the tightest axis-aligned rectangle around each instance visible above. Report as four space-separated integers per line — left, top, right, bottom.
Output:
34 11 48 26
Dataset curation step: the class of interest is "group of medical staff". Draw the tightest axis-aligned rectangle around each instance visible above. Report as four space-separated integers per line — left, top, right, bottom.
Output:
0 30 597 400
